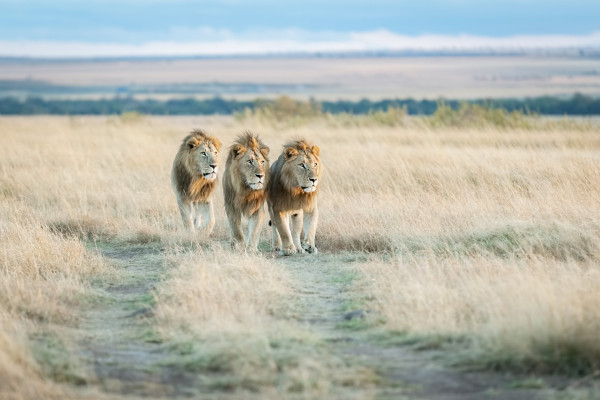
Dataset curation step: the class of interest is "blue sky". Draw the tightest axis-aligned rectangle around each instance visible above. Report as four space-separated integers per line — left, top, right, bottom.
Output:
0 0 599 56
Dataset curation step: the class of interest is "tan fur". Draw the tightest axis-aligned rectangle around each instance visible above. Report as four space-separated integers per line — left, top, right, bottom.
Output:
222 131 270 251
266 139 322 255
171 129 222 233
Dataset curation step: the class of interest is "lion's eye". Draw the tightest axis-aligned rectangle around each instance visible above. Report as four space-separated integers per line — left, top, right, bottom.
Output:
201 152 207 156
247 160 253 164
314 163 318 168
299 164 306 169
261 160 265 165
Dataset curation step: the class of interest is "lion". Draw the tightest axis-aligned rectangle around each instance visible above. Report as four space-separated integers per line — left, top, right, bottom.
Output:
222 131 270 252
171 129 222 234
266 139 321 255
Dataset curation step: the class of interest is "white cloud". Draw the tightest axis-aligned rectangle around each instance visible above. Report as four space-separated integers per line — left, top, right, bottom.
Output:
0 29 599 58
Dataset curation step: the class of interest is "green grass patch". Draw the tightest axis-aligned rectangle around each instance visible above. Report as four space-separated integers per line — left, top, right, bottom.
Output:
371 330 470 351
336 317 374 331
124 292 156 312
398 222 599 261
30 331 87 385
458 340 600 376
160 333 340 393
509 378 547 389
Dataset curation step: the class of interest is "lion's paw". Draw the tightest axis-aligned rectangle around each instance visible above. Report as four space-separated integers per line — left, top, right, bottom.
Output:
279 245 296 256
231 241 246 252
302 243 318 254
245 246 261 255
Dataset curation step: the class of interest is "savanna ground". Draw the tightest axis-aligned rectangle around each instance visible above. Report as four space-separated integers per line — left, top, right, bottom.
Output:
1 112 600 399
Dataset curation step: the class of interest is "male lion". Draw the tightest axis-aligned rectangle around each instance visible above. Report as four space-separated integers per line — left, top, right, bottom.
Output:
171 129 222 234
266 139 321 255
222 132 270 252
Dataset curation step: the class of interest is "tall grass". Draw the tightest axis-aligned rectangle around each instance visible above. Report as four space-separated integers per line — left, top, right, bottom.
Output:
359 256 600 374
153 247 373 395
0 114 599 395
0 203 111 398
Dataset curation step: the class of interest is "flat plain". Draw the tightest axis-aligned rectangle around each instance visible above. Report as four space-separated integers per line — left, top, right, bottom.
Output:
1 113 599 399
1 55 600 100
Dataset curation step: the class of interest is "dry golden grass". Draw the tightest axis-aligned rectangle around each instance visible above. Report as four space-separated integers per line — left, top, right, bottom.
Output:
0 114 599 397
0 203 110 398
359 256 600 372
155 247 291 334
153 248 373 396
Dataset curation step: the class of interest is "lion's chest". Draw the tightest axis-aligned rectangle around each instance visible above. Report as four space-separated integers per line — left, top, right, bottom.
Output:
272 188 317 213
238 190 266 216
187 178 216 202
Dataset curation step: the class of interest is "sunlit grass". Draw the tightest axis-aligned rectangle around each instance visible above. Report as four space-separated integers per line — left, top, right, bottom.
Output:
0 114 599 397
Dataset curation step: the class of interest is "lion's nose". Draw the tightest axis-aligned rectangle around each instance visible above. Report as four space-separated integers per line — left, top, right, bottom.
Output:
256 174 264 179
309 178 317 183
210 164 217 170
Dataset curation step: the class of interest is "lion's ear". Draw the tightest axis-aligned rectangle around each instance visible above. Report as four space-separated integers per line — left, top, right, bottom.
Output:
311 145 320 157
231 144 247 159
260 146 270 159
284 147 298 160
213 138 222 151
186 137 200 149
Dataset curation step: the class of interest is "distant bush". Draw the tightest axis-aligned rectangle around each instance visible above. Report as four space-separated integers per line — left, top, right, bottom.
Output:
424 101 595 130
324 106 407 127
119 111 146 123
427 102 533 129
236 96 408 127
234 96 323 126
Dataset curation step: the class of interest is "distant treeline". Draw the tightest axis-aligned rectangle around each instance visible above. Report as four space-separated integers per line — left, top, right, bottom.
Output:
0 97 253 115
1 93 599 115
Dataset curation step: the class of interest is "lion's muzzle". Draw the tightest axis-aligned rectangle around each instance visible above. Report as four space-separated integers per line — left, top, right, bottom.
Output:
203 165 218 180
203 172 217 180
301 177 318 193
248 174 265 190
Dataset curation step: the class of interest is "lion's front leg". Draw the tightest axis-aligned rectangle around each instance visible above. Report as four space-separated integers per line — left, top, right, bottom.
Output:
246 207 264 253
226 206 245 250
302 207 319 254
271 210 295 256
290 211 304 253
268 201 282 252
177 198 195 231
196 201 215 236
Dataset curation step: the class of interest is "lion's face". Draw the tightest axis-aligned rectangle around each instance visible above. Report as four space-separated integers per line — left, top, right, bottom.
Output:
232 144 269 190
187 137 220 181
284 145 321 193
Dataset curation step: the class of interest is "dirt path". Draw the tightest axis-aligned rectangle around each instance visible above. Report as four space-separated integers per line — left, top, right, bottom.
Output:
277 253 571 400
71 244 573 399
76 244 198 397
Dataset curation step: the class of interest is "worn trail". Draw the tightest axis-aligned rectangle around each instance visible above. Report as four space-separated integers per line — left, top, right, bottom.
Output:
70 244 570 399
278 252 565 400
75 244 197 397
